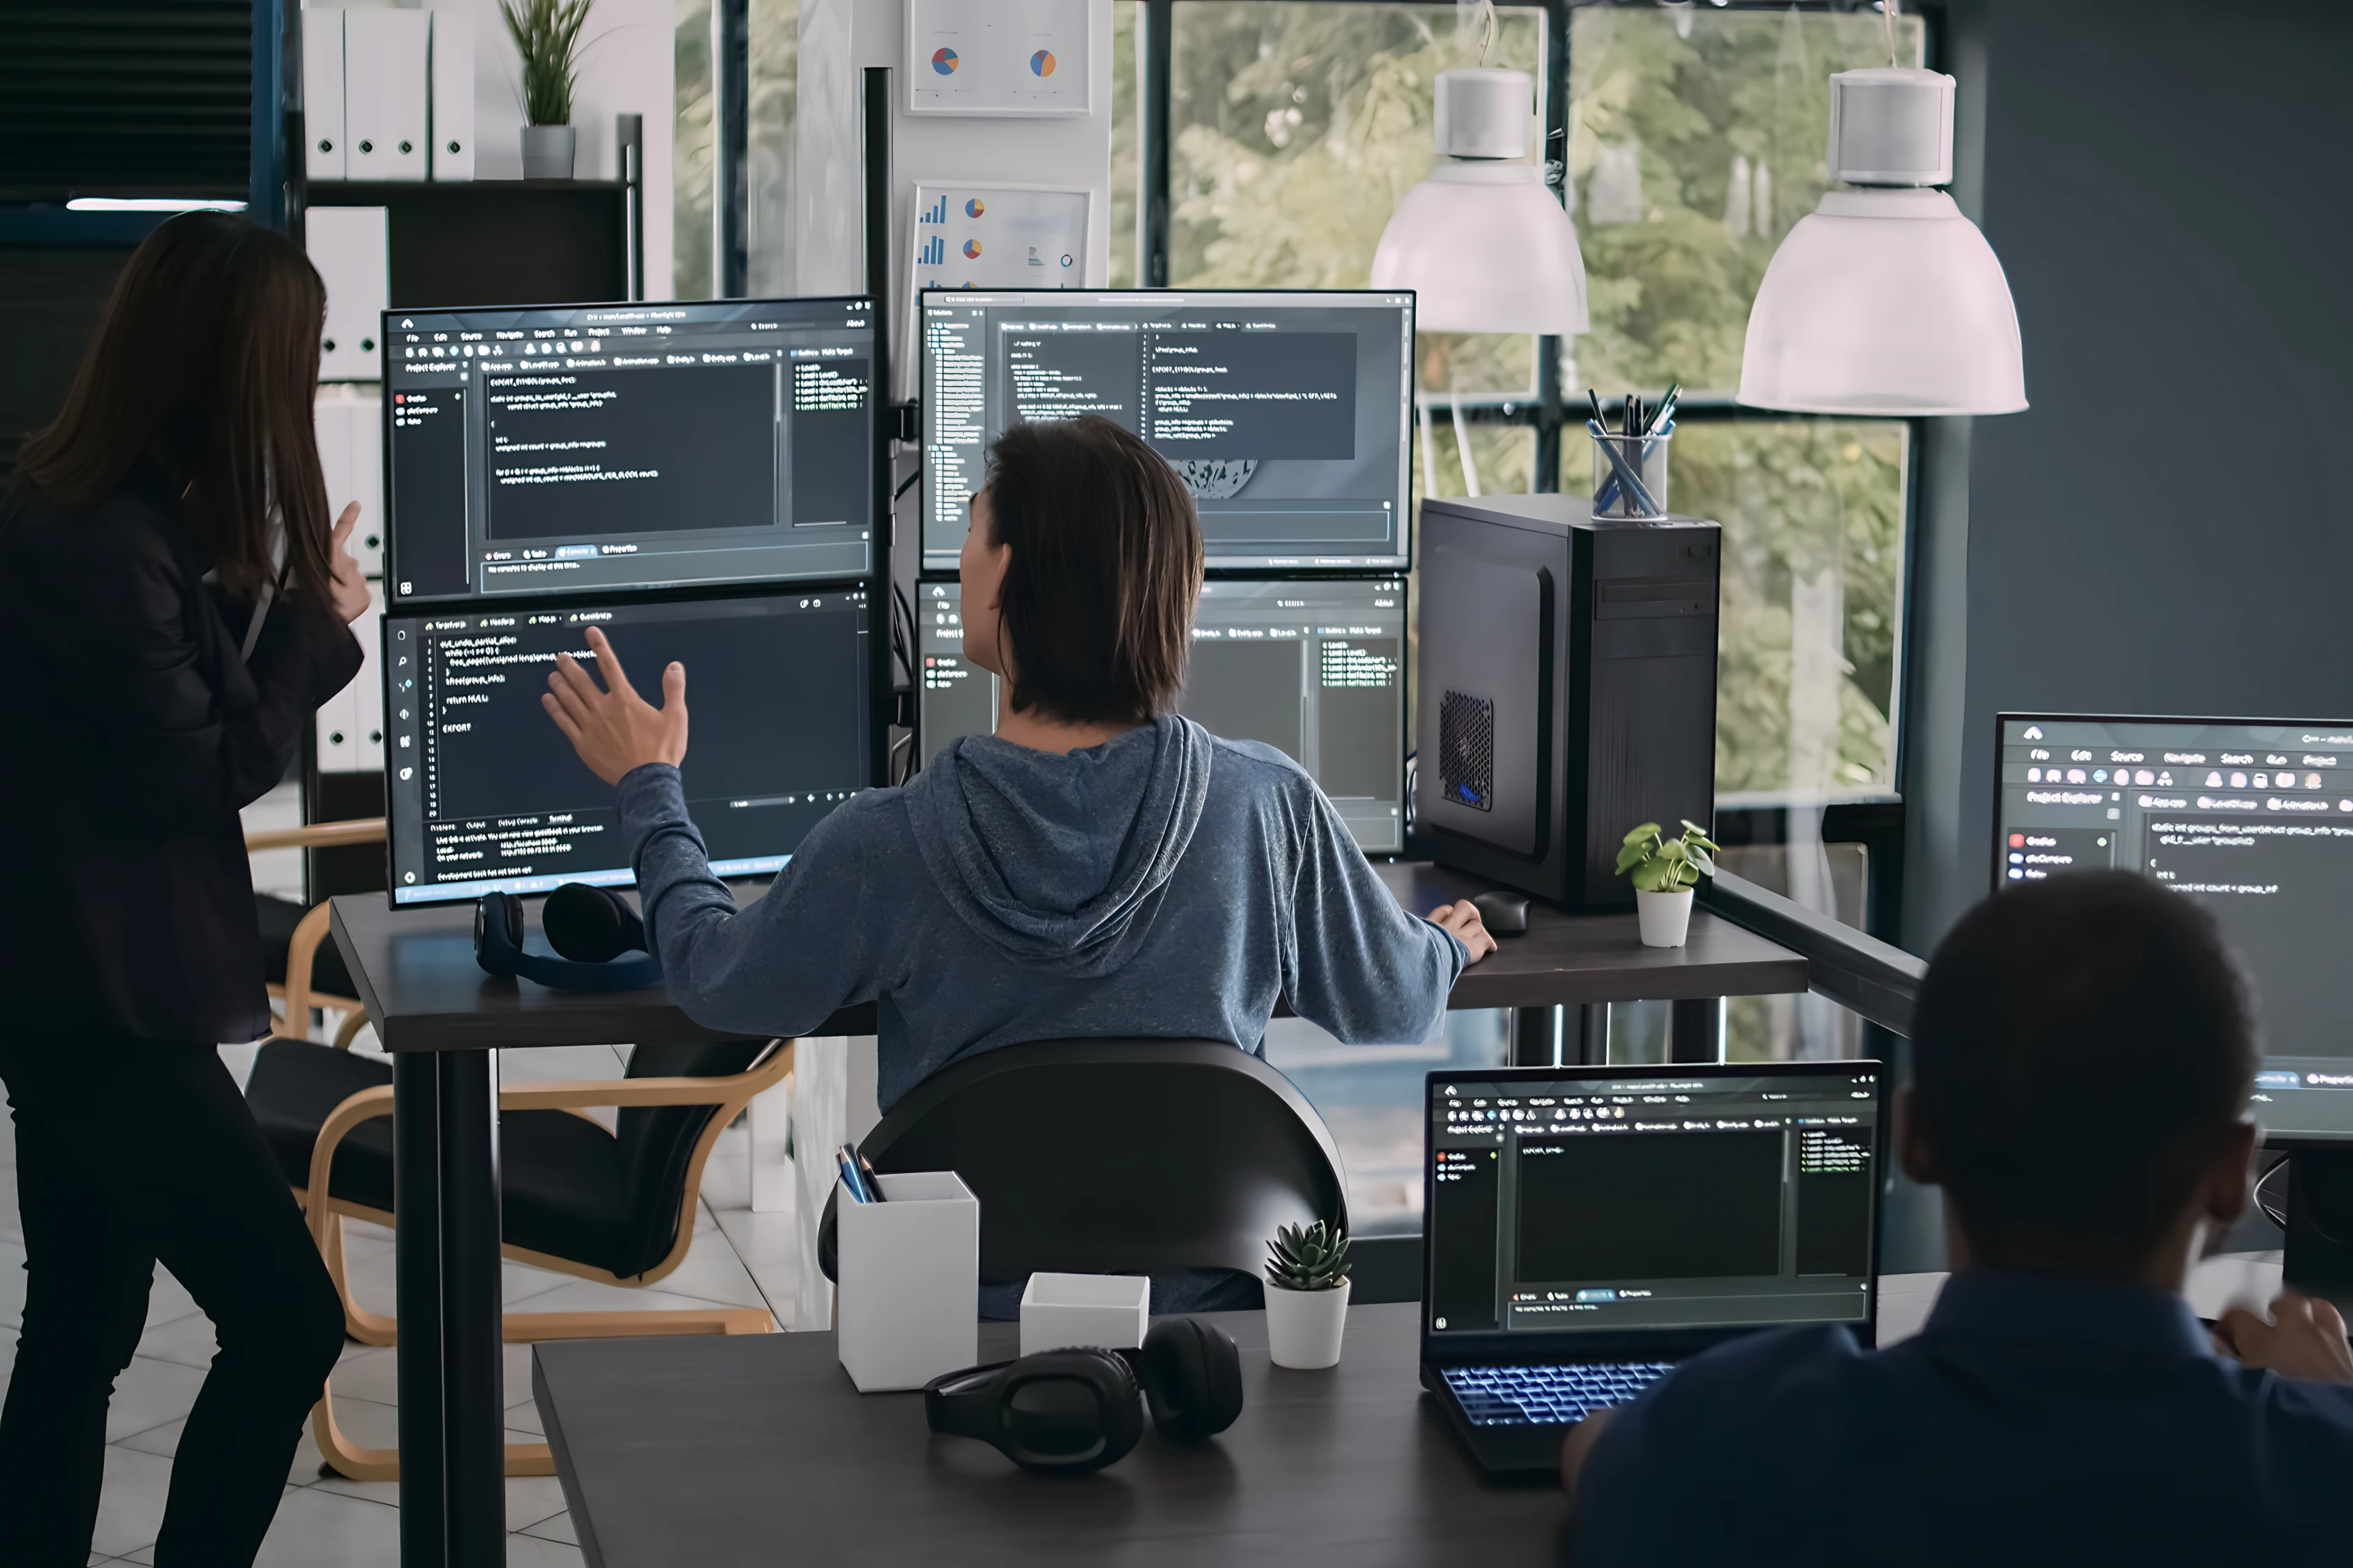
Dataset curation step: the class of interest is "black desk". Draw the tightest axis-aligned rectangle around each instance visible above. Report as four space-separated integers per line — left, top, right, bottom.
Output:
329 869 1803 1565
534 1302 1566 1566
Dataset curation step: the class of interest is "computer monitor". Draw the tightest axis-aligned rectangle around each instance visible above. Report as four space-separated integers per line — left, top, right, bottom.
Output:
916 575 1409 852
920 289 1415 572
382 296 878 605
382 588 870 904
1423 1064 1883 1350
1995 713 2353 1142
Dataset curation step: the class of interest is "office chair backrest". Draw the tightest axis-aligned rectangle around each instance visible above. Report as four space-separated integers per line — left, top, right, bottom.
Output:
610 1038 773 1276
817 1039 1348 1285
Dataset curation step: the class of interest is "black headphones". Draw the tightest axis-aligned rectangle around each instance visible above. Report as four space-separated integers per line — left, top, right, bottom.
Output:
474 883 663 992
923 1317 1244 1475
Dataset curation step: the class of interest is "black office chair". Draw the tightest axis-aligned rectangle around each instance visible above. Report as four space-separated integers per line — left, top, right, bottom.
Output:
816 1039 1348 1295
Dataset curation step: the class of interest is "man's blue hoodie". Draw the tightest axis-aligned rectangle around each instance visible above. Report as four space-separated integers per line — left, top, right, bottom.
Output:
618 714 1464 1112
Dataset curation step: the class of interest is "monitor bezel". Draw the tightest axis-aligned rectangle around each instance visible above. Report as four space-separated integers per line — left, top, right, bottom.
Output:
1417 1059 1887 1368
379 578 877 910
377 293 884 614
916 286 1419 574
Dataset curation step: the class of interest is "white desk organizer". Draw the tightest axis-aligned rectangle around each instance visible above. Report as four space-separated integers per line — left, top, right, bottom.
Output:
835 1171 979 1392
1018 1272 1150 1357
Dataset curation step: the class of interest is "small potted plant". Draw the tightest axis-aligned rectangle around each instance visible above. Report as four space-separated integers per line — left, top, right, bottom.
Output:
502 0 594 179
1264 1220 1351 1369
1615 819 1719 948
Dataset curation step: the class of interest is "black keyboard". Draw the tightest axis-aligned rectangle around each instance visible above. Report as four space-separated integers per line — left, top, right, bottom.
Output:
1442 1362 1674 1427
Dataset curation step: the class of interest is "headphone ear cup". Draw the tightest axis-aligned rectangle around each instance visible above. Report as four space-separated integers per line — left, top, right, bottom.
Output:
1137 1317 1243 1442
542 882 645 963
474 892 525 976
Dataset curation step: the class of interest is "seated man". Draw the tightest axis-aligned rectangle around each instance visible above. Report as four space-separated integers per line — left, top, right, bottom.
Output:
1563 870 2353 1562
539 415 1491 1305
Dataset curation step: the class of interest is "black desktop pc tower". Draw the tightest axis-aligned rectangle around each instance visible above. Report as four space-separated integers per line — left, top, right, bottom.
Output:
1416 497 1720 909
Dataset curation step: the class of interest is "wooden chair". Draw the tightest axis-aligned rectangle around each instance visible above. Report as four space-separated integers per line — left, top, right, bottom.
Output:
244 1034 791 1480
246 816 384 1048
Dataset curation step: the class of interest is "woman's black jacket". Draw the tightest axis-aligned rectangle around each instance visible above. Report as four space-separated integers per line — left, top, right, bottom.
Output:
0 469 362 1042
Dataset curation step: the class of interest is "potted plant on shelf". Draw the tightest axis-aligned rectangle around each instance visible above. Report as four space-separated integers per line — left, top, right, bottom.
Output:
501 0 594 179
1264 1221 1352 1370
1615 819 1719 949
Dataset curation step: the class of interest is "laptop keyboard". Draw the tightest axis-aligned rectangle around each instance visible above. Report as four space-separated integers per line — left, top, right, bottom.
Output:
1442 1362 1674 1427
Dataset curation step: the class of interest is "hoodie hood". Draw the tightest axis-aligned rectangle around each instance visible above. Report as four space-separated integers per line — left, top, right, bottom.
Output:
903 714 1214 979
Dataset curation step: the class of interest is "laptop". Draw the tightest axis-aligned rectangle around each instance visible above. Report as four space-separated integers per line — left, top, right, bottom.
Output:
1420 1060 1886 1476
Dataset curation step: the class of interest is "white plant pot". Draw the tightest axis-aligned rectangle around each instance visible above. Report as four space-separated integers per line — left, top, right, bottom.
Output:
1636 887 1695 948
1264 1278 1351 1369
521 124 577 179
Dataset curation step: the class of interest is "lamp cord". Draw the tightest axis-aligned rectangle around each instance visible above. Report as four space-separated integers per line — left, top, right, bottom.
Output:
1459 0 1497 69
1882 0 1900 67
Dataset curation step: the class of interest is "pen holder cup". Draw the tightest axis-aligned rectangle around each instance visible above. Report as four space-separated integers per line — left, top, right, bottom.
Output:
835 1170 979 1393
1590 431 1672 521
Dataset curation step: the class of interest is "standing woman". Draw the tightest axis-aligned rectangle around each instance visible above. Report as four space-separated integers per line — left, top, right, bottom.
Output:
0 213 366 1564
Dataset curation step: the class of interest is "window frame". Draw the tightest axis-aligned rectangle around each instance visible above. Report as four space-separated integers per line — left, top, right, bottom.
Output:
1137 0 1930 946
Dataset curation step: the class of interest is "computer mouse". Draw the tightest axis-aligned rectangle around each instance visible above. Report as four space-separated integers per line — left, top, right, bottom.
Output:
1471 890 1530 937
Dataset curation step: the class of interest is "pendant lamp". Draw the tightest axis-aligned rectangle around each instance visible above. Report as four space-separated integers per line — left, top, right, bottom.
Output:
1370 68 1589 336
1738 67 2026 415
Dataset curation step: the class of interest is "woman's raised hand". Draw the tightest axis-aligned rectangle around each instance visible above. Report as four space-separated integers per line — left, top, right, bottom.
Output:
542 626 691 786
327 502 370 624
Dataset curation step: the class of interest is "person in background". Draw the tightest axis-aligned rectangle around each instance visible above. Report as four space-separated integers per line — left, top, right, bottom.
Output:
0 213 369 1566
1560 871 2353 1564
540 414 1493 1312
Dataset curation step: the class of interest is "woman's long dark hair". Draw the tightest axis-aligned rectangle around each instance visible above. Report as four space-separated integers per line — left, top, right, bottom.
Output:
15 211 333 604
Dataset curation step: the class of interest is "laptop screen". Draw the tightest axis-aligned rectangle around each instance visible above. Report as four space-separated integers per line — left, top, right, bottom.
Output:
1423 1064 1882 1346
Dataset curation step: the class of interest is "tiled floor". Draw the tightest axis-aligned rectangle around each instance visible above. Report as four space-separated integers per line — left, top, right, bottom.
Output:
3 1028 801 1567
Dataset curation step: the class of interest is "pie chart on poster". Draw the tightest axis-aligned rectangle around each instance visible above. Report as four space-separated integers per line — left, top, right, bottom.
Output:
931 47 958 74
1030 50 1056 77
964 198 985 218
962 240 983 259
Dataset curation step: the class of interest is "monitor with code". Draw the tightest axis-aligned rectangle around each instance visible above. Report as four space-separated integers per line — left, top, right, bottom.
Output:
382 297 877 605
382 589 871 904
920 289 1414 571
1423 1064 1882 1347
1995 713 2353 1142
916 575 1408 852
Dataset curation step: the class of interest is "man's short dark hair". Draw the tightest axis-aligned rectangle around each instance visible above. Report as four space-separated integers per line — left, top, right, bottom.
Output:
1912 871 2256 1271
984 415 1203 726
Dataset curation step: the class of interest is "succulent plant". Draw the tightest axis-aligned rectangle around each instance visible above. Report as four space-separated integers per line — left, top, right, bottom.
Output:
1265 1221 1351 1292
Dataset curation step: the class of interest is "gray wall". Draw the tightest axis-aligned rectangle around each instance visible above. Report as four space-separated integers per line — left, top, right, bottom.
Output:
1903 0 2353 955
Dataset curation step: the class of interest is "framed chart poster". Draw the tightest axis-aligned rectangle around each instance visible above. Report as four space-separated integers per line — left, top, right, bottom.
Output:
906 0 1093 118
903 182 1094 387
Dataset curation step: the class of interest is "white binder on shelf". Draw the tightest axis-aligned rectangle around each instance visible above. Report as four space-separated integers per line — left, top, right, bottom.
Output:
347 388 384 577
428 10 476 181
301 9 346 182
344 8 430 183
307 207 388 383
352 600 385 771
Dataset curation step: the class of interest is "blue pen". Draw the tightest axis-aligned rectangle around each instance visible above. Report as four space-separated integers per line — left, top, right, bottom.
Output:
836 1144 871 1203
1587 418 1663 517
1594 413 1676 512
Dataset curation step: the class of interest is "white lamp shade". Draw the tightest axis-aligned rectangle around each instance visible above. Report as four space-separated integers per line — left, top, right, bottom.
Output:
1738 187 2026 415
1370 162 1590 336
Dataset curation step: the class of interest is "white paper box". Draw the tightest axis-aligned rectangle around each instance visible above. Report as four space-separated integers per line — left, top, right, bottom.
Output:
1019 1272 1148 1357
345 8 430 182
428 10 475 180
836 1171 979 1392
302 10 346 181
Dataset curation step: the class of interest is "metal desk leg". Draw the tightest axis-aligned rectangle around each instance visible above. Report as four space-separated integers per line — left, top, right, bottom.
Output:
393 1053 445 1564
439 1048 506 1566
1669 998 1724 1063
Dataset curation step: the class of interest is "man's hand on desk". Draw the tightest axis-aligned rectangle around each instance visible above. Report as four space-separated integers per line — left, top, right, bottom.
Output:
2215 1292 2353 1384
544 626 691 786
1428 901 1496 964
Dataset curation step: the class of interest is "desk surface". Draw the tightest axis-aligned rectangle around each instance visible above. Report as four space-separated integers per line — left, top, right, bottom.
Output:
534 1302 1567 1568
333 863 1805 1053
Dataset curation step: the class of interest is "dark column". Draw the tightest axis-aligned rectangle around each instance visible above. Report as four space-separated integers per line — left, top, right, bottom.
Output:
393 1052 444 1565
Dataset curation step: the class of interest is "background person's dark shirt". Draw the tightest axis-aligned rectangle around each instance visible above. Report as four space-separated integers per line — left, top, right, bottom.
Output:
1574 1270 2353 1564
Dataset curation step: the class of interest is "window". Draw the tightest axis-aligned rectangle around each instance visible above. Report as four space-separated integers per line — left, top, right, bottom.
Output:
676 0 798 299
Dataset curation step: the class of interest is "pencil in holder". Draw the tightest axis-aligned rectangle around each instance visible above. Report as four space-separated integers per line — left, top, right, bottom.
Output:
1590 430 1671 520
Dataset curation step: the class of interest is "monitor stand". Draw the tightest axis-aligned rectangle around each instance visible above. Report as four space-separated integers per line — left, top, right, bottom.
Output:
2281 1149 2353 1307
